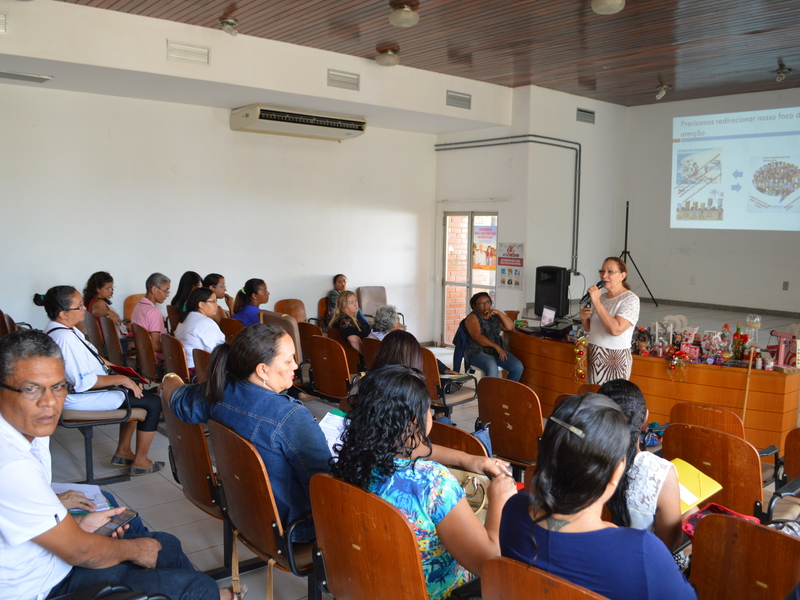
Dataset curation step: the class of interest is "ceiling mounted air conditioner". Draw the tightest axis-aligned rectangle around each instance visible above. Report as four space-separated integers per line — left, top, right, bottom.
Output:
230 104 366 141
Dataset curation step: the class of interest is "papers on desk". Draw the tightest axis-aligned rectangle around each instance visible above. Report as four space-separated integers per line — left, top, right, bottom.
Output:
670 458 723 513
319 409 348 458
51 482 110 512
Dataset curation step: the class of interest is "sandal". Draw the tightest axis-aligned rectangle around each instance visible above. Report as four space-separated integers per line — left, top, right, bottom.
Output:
129 461 165 476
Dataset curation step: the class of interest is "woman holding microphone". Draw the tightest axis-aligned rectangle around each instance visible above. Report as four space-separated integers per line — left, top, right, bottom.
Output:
579 257 640 384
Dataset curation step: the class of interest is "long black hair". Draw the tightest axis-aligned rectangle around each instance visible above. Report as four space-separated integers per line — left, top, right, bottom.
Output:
204 323 286 405
597 379 648 527
178 287 215 323
233 278 266 315
33 286 78 321
83 271 113 307
331 365 432 489
171 271 203 309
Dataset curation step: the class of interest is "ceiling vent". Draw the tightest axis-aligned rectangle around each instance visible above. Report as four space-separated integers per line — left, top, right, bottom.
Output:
446 91 472 110
576 108 595 124
0 13 7 34
327 69 360 91
230 104 366 141
167 41 210 65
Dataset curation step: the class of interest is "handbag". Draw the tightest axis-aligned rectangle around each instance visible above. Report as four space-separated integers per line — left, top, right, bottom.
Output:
681 502 760 538
448 468 490 524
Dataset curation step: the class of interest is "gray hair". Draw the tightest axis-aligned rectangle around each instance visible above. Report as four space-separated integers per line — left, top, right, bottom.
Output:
373 305 399 333
145 272 171 291
0 330 63 383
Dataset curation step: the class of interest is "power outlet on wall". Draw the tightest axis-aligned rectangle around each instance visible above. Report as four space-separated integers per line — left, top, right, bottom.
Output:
783 281 790 291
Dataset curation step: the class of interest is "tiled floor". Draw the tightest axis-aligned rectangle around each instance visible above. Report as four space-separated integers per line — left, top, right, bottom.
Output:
49 301 798 598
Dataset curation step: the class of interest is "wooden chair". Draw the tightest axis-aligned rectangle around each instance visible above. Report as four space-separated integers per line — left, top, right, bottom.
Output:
553 393 571 409
361 336 381 369
0 309 9 338
123 293 145 322
326 326 362 374
774 427 800 519
259 310 303 363
99 316 132 367
82 311 107 359
193 349 211 383
420 347 478 417
219 317 244 344
306 335 352 406
477 377 544 477
165 304 180 334
428 421 487 457
317 297 329 329
161 333 190 383
132 323 160 382
274 299 324 327
310 473 427 600
481 556 609 600
298 321 324 360
691 514 800 600
577 384 600 394
207 420 320 600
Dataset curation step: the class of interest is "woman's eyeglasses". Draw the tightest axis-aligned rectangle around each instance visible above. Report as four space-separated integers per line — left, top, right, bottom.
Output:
598 269 620 275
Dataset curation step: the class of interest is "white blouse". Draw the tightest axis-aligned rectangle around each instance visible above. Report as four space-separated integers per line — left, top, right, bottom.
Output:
626 451 677 531
174 311 225 368
589 290 640 350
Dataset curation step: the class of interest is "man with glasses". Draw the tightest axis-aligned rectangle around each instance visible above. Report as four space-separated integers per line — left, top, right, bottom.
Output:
0 330 227 600
131 272 171 356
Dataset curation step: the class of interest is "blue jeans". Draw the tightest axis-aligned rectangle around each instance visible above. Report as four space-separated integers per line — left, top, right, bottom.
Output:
46 531 219 600
469 349 524 381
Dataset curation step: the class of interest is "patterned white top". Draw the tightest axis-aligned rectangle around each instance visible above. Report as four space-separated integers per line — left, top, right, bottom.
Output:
589 290 640 349
626 451 676 531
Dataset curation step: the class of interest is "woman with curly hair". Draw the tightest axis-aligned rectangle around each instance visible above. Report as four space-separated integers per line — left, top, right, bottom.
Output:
332 365 516 600
83 271 128 344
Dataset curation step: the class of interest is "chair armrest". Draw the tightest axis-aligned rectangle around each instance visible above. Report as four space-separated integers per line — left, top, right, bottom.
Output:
307 317 324 327
758 445 778 458
397 311 405 325
765 476 800 521
449 578 482 599
285 514 315 577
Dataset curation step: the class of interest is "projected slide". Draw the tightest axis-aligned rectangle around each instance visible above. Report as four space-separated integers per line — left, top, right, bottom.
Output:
671 107 800 231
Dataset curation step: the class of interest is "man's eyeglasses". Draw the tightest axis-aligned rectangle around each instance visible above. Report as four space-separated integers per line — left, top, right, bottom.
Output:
157 286 171 297
0 381 73 400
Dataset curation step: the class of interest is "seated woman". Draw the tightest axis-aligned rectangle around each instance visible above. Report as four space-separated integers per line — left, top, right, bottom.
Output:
231 278 269 327
332 365 517 600
330 291 371 354
326 273 348 322
83 271 129 346
203 273 235 319
35 286 164 475
464 292 523 381
598 379 683 553
369 304 400 341
170 271 203 313
499 394 696 600
174 288 225 374
166 324 330 542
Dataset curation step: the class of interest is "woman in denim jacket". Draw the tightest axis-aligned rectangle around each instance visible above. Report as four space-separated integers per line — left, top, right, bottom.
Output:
165 324 330 542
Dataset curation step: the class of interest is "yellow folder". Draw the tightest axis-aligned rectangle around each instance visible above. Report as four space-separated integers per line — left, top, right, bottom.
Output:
670 458 723 513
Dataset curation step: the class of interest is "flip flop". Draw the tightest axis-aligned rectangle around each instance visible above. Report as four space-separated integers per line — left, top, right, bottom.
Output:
129 461 165 476
110 455 134 467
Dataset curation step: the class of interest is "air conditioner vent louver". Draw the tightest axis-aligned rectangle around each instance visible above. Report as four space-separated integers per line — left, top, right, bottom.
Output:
446 90 472 110
230 104 366 141
167 41 210 65
577 108 595 124
327 69 360 91
0 14 7 34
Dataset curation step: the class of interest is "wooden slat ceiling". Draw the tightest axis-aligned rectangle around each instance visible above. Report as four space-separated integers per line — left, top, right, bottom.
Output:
58 0 800 106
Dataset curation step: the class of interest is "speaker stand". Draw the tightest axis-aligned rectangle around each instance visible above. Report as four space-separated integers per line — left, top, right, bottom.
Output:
619 202 658 307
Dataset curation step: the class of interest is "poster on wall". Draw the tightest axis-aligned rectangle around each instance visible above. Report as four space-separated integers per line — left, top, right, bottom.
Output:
498 243 524 289
471 226 497 271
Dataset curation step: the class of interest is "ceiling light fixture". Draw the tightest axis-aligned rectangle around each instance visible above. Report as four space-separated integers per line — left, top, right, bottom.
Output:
376 49 400 67
775 67 792 83
655 84 672 100
591 0 625 15
389 6 419 28
219 18 238 37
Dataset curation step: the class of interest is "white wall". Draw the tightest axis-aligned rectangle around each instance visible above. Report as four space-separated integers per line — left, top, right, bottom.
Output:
0 85 438 334
627 89 800 312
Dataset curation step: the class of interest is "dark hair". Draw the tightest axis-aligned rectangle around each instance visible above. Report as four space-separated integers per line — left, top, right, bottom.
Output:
469 291 492 311
331 365 432 489
370 330 423 372
204 324 287 405
83 271 113 307
233 278 266 315
171 271 203 308
602 257 631 290
0 329 63 383
33 286 78 321
203 273 224 288
333 274 346 286
529 393 627 534
179 287 215 323
597 379 648 527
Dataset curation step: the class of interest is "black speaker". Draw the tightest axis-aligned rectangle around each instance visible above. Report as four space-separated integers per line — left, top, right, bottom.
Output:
534 266 570 319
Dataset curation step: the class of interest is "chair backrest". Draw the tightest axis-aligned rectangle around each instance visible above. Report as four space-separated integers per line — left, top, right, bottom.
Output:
310 473 428 600
481 556 608 600
419 347 443 402
165 304 180 334
259 310 303 363
83 311 107 359
99 316 124 365
662 423 762 516
361 336 382 370
161 333 190 383
3 313 16 335
317 297 328 322
326 327 360 374
576 384 601 394
207 420 286 559
132 323 159 381
428 421 487 457
670 401 745 438
477 377 543 464
307 335 351 400
159 394 222 519
783 427 800 480
219 317 245 344
124 293 145 322
554 393 571 409
193 349 211 383
0 309 8 338
298 321 324 361
274 299 308 323
691 514 800 600
356 286 387 318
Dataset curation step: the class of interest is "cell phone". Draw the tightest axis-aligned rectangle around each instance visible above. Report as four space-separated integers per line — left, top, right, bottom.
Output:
93 509 138 536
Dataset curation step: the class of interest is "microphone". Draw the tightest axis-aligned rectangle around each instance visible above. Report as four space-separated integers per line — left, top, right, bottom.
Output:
580 281 605 305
